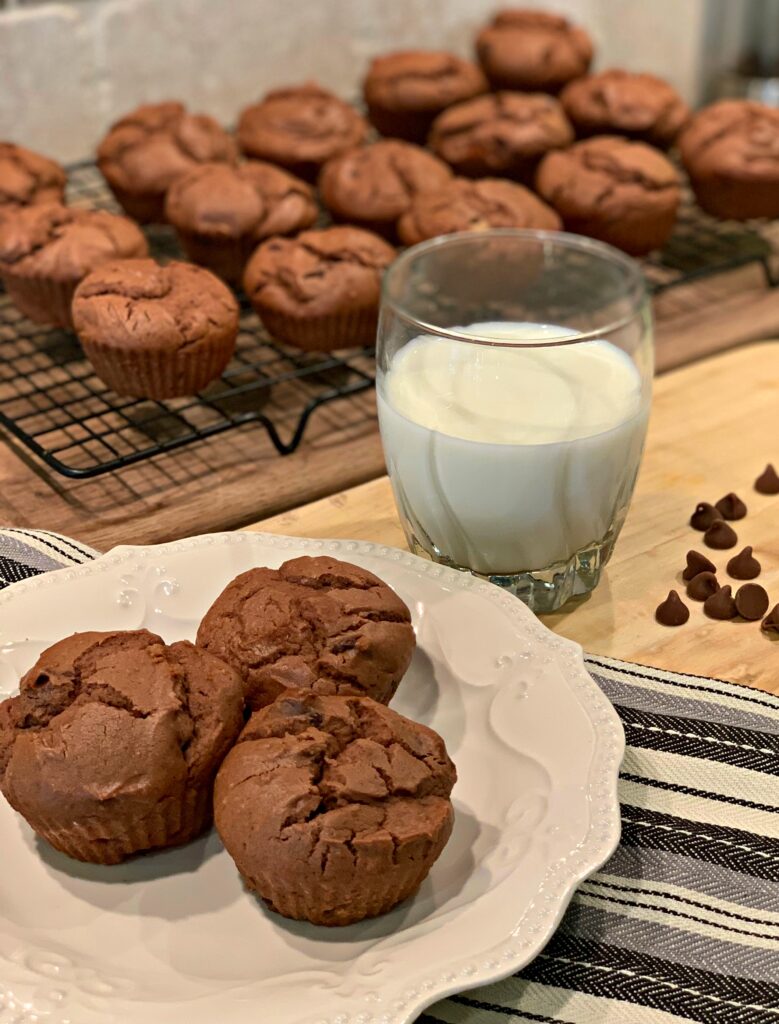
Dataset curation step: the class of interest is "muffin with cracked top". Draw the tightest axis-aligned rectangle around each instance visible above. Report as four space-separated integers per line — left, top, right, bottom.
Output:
0 202 148 329
165 160 318 283
0 142 66 215
475 8 593 93
397 176 561 246
318 139 453 239
362 50 488 142
197 555 416 711
560 69 690 148
429 91 574 182
237 83 369 182
0 629 244 864
536 135 681 255
97 101 237 223
214 691 456 925
72 258 239 398
679 99 779 220
242 225 395 351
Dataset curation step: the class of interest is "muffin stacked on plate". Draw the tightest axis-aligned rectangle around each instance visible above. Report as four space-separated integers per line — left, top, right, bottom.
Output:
0 555 457 927
1 4 777 395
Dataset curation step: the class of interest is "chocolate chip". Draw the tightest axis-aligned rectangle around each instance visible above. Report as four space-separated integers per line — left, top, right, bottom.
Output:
761 604 779 634
703 585 737 620
735 583 769 621
755 464 779 495
682 550 716 581
703 519 737 549
714 492 747 520
726 546 761 580
690 502 719 531
655 590 689 626
686 571 719 601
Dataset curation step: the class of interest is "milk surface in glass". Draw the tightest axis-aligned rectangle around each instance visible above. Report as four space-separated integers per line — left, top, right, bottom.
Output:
377 321 648 575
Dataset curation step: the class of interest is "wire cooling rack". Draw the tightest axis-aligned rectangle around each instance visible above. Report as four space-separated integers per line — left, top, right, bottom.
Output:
0 161 777 479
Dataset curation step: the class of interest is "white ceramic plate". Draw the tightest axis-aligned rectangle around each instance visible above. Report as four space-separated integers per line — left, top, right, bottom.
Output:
0 532 624 1024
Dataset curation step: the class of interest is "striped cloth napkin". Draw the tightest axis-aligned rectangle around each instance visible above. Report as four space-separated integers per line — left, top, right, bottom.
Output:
2 529 778 1023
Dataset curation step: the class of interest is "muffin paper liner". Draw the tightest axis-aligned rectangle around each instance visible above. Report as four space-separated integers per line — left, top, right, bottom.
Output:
175 229 254 286
27 785 212 865
252 305 379 353
79 328 237 399
105 182 166 224
1 271 78 330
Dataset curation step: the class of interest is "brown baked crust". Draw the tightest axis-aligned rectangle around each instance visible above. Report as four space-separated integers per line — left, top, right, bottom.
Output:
476 8 593 92
560 69 690 148
197 555 415 711
237 83 369 180
397 176 561 246
678 100 779 220
319 140 453 235
165 160 317 241
429 91 574 181
97 101 237 223
72 258 239 398
536 135 681 255
0 143 66 211
363 50 488 142
242 226 395 350
0 630 244 863
0 203 148 281
214 691 455 925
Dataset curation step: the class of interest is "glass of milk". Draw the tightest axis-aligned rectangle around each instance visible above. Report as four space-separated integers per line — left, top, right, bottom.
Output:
376 229 653 613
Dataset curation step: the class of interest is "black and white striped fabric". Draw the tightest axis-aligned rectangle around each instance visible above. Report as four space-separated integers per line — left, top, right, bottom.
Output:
2 532 777 1022
0 527 97 587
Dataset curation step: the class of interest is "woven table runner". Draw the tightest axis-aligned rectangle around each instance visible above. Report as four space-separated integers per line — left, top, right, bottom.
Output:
3 530 778 1023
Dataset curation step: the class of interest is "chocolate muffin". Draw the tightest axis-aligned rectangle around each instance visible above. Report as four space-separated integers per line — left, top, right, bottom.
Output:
237 83 369 182
0 630 244 864
97 101 237 223
429 91 574 182
362 50 488 143
164 161 318 284
679 100 779 220
536 136 681 255
560 69 690 149
242 226 395 351
214 692 456 925
0 143 66 215
72 258 239 398
319 140 453 239
197 556 416 711
0 203 148 329
476 8 593 93
397 176 561 246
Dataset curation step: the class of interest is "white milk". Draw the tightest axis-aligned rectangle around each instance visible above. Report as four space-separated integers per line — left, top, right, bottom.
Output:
377 322 649 574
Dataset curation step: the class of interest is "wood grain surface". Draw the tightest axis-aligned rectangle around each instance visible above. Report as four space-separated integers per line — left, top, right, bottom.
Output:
251 343 779 693
1 270 778 549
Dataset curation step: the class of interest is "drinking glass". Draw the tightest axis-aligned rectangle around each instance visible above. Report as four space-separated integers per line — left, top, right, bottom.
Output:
376 229 653 613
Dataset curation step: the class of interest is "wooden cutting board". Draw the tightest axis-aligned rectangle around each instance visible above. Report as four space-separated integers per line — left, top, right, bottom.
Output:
250 342 779 694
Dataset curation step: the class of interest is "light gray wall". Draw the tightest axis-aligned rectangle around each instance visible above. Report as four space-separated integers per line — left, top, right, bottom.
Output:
0 0 708 163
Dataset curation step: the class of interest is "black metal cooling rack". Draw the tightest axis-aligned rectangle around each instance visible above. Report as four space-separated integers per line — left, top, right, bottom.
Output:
0 161 777 479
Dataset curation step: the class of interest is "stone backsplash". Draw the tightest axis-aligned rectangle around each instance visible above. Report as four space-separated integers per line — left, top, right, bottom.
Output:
0 0 707 162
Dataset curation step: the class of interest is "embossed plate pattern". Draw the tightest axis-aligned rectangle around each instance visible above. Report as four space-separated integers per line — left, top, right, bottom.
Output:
0 532 624 1024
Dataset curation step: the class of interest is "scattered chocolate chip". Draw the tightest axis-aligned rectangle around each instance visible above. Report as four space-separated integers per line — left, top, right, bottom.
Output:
703 519 737 550
714 492 747 520
735 583 770 621
703 585 737 620
682 550 716 581
755 464 779 495
690 502 719 531
726 546 761 580
655 590 689 626
761 605 779 634
686 571 719 601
